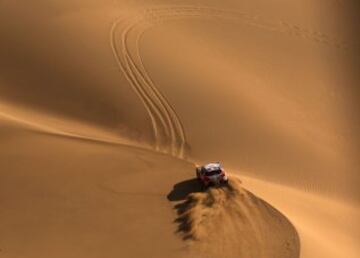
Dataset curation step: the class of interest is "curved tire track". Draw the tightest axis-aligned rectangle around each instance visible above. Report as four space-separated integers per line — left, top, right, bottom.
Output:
110 6 350 158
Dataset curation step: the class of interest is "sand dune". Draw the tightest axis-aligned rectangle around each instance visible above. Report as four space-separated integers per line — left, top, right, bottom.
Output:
0 124 190 258
0 122 298 258
169 177 299 258
1 0 359 258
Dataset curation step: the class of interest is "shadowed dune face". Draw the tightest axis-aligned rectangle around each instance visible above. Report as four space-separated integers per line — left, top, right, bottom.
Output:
168 177 300 258
0 1 153 142
0 0 359 258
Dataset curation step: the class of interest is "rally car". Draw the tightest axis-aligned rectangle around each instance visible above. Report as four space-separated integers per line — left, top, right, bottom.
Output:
196 162 229 189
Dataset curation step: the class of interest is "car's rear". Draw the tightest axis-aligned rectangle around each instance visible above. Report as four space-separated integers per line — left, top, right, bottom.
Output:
196 163 229 188
204 168 228 186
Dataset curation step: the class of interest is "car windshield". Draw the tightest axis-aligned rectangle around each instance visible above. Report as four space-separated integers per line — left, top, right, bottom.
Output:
205 170 222 176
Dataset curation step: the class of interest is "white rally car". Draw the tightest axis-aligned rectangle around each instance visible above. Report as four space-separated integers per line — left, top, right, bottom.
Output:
196 162 229 189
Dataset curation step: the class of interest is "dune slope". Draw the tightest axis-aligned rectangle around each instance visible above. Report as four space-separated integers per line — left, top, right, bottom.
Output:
0 121 190 258
169 177 299 258
1 0 359 258
0 121 299 258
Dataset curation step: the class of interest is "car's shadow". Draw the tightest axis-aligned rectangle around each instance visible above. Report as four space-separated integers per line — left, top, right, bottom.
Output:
167 178 203 239
167 178 202 202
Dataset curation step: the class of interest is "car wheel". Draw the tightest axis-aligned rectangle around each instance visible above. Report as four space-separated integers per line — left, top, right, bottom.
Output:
196 167 201 179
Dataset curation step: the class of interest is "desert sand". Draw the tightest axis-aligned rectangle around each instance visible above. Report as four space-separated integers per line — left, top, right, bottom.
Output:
0 1 359 258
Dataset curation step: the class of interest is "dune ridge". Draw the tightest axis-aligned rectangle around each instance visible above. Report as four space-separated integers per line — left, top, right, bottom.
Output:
172 176 299 258
0 101 135 147
1 1 358 258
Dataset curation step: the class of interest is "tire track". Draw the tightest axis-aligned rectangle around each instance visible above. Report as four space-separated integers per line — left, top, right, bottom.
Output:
110 6 350 158
111 13 189 158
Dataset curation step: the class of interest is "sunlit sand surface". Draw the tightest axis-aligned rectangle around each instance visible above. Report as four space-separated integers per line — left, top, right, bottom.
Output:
1 1 358 257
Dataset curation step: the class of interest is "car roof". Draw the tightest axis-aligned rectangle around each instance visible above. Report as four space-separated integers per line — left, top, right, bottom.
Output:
203 163 221 171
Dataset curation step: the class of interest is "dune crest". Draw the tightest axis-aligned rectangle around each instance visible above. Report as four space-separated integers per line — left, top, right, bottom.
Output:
171 177 300 258
1 1 358 257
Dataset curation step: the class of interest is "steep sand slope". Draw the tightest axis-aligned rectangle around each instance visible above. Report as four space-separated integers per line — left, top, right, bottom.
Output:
0 121 298 258
242 175 360 258
169 177 299 258
140 5 359 201
1 0 359 258
136 2 359 258
0 0 153 144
